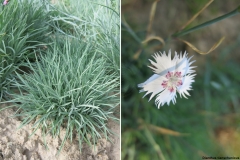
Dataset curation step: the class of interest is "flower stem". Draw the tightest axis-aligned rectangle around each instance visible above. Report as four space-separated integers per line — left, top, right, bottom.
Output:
172 5 240 37
121 21 142 44
144 128 166 160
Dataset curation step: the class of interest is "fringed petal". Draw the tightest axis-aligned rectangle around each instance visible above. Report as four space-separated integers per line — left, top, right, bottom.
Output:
178 74 196 98
138 74 167 101
148 50 175 74
155 89 177 108
138 50 196 108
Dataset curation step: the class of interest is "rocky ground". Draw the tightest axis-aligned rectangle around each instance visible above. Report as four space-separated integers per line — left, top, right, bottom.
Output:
0 104 120 160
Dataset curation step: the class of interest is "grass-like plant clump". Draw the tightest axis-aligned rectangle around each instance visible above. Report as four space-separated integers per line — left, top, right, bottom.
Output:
49 0 120 78
0 0 119 154
8 38 119 151
0 0 50 99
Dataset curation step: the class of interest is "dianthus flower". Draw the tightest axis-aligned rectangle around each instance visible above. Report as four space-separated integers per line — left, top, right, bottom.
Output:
138 50 196 108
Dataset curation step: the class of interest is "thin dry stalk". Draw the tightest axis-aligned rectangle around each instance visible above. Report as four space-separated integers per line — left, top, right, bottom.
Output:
179 0 214 30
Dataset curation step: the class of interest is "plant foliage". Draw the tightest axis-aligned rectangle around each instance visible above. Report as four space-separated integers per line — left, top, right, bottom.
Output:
9 38 119 151
0 0 50 99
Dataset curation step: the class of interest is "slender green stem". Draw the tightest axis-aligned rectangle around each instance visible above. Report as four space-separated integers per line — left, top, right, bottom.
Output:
172 5 240 37
121 21 142 44
144 128 166 160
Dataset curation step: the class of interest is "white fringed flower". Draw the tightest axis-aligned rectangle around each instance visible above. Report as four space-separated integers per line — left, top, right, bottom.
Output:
138 50 196 108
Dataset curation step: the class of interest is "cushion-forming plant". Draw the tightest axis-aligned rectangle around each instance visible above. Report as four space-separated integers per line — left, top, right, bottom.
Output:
9 38 119 151
49 0 120 78
0 0 50 99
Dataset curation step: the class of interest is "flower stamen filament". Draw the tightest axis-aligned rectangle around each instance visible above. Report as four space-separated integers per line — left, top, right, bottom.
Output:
161 71 183 92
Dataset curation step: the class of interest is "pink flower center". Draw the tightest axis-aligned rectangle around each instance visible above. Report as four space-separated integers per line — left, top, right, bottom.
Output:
161 71 183 92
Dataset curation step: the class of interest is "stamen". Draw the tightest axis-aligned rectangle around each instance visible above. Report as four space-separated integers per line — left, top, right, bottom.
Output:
161 80 168 88
161 71 183 92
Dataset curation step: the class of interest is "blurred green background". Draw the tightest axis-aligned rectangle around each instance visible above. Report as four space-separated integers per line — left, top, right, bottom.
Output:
121 0 240 159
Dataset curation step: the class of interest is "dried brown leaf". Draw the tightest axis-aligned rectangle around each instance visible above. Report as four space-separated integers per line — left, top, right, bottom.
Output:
142 36 165 47
138 119 189 136
179 37 225 55
147 0 160 37
148 124 189 136
133 49 142 60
